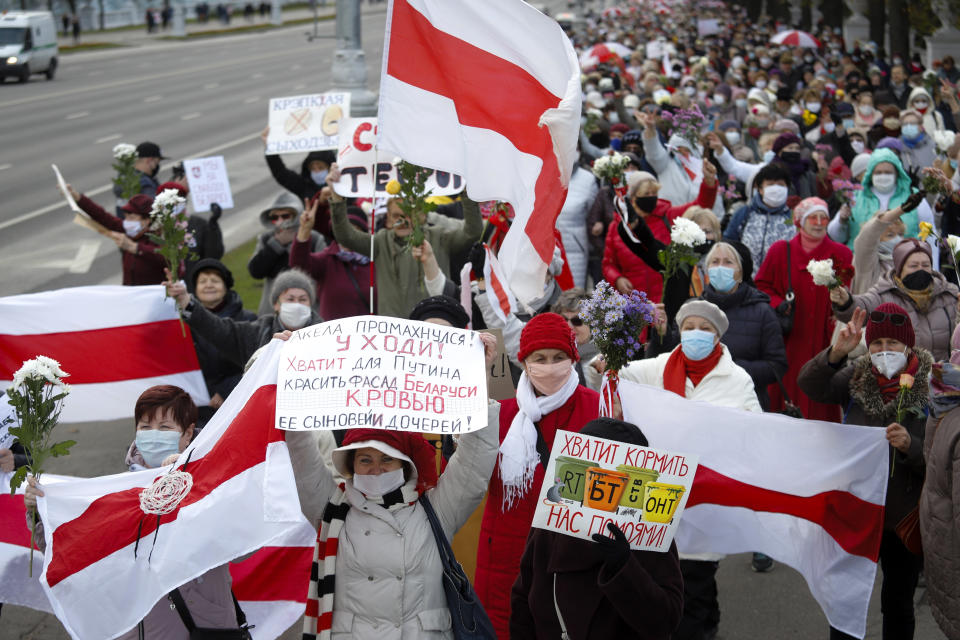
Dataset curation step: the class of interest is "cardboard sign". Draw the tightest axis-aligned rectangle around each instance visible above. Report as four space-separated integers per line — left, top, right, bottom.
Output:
275 317 488 433
265 93 351 155
333 117 465 198
183 156 234 212
531 432 698 551
484 328 515 401
697 19 721 36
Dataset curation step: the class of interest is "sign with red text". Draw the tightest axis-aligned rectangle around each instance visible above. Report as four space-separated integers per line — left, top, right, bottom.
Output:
265 92 351 154
275 317 488 433
183 156 234 212
531 432 698 551
333 117 465 198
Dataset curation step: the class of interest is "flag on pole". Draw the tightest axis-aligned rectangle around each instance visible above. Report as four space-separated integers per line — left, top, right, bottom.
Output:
377 0 582 303
34 341 310 640
482 245 517 324
620 380 888 639
0 285 209 422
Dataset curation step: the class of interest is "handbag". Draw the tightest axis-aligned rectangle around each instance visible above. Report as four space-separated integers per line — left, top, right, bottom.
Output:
166 587 253 640
776 378 804 419
775 242 795 335
895 506 923 556
419 494 497 640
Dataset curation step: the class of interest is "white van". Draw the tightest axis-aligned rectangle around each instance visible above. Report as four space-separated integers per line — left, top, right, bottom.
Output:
0 11 58 83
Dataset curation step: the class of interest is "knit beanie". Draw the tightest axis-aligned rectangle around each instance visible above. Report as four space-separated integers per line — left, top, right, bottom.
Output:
794 197 829 227
865 302 915 348
850 153 872 180
580 418 648 447
675 299 729 336
517 312 579 362
409 295 470 329
121 194 154 216
772 132 802 154
892 238 932 277
188 258 234 292
270 268 317 307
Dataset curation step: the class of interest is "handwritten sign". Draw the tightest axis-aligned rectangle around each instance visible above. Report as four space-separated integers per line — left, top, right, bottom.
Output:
531 432 698 551
183 156 234 212
265 92 351 155
275 317 488 433
333 118 465 198
484 329 515 401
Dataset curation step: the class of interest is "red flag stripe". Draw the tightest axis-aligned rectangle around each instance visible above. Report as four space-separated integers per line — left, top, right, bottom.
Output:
229 546 313 603
688 465 884 561
45 385 282 587
388 0 567 263
0 321 200 384
0 494 31 547
484 251 512 319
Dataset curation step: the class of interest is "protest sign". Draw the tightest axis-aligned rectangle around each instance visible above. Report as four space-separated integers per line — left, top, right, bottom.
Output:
275 317 488 433
697 19 721 36
484 329 515 401
333 117 465 198
183 156 234 212
531 431 698 551
51 165 81 214
265 92 350 155
51 164 110 236
0 402 14 450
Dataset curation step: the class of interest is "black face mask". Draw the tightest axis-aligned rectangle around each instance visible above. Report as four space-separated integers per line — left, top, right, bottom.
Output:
780 151 802 164
901 269 933 290
150 162 160 177
633 196 658 214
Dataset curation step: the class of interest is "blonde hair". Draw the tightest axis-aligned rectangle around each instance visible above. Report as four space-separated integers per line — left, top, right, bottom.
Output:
705 242 743 279
682 207 721 241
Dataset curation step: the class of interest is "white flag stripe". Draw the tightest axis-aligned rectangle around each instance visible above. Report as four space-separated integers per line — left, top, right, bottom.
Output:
240 601 306 639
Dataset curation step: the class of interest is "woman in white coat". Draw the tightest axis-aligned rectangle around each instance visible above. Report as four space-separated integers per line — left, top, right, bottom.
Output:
287 334 499 639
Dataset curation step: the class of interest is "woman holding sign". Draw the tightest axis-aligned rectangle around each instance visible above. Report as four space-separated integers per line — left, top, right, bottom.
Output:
474 312 600 637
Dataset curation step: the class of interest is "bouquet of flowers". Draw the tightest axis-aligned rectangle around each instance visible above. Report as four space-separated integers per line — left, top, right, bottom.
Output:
7 356 75 575
658 217 707 282
111 143 140 202
920 167 958 203
919 221 960 279
592 152 632 197
831 178 862 208
384 158 437 249
659 105 706 146
579 281 657 416
806 258 845 289
149 189 196 336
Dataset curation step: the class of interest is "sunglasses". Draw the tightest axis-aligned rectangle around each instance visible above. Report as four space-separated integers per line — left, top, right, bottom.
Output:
564 316 584 327
269 212 295 222
870 310 908 326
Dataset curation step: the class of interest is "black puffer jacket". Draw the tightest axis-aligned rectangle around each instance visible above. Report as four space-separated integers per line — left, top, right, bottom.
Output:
192 290 256 401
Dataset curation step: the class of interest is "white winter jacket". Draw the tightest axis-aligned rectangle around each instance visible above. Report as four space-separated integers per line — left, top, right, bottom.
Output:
556 167 599 289
286 402 499 640
644 132 725 218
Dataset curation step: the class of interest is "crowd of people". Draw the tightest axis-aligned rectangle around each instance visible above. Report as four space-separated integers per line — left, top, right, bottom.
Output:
4 0 960 638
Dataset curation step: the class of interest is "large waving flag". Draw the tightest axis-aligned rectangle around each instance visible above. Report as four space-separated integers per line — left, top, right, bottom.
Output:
377 0 581 303
34 341 311 640
620 381 888 639
0 285 209 422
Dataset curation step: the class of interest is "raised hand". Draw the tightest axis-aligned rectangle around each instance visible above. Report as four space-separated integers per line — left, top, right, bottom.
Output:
829 306 865 362
164 267 191 309
702 160 717 186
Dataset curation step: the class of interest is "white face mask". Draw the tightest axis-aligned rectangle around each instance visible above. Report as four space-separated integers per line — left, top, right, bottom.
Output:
735 98 748 109
870 350 908 378
872 173 896 194
713 94 726 105
851 140 865 154
755 79 767 89
352 467 406 497
278 302 312 330
859 104 874 116
684 86 696 96
725 130 741 146
806 102 822 113
823 121 836 133
761 184 788 208
123 220 143 237
135 430 181 468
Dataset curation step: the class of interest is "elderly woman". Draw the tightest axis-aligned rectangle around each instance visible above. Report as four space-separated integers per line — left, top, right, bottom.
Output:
617 300 761 640
756 197 854 421
285 333 499 639
475 313 600 637
798 305 929 640
832 238 959 361
26 386 248 638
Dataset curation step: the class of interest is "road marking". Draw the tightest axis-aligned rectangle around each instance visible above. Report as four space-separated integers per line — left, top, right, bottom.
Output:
0 163 11 171
95 133 122 144
293 83 306 90
243 96 260 104
0 131 261 232
204 82 220 89
181 112 202 120
88 70 103 76
252 72 264 79
68 240 101 274
65 111 89 120
144 95 163 103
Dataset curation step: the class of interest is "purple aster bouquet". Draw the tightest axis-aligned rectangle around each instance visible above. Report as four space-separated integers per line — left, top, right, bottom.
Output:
579 281 657 416
659 104 706 145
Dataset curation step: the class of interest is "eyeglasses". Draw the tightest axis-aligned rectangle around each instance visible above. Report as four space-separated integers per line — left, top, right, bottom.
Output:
870 310 909 326
564 315 584 327
269 212 295 222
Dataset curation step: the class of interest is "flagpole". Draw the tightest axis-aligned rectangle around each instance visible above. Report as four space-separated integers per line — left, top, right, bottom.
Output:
369 149 377 314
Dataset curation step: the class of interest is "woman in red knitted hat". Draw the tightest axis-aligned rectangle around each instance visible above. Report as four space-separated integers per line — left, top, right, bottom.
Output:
285 334 500 640
799 304 929 640
473 312 600 637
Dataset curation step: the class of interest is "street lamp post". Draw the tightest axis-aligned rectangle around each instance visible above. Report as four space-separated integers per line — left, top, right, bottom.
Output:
329 0 376 117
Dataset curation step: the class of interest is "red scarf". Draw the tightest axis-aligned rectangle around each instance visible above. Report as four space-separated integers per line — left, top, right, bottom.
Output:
663 343 723 397
798 228 825 253
874 352 920 402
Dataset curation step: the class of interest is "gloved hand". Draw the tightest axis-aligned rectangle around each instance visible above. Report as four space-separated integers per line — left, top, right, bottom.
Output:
902 191 924 213
468 242 486 273
209 202 222 223
591 522 631 570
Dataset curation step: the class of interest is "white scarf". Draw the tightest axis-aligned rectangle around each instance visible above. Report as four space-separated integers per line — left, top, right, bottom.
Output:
498 365 578 509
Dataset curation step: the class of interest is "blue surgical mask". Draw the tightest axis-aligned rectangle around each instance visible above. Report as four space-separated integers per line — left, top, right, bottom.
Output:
135 430 182 468
311 169 329 185
708 266 738 292
842 118 855 130
680 329 717 360
951 159 958 170
762 149 776 163
901 124 920 140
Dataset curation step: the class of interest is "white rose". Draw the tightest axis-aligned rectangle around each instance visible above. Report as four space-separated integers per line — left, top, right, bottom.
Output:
947 235 960 253
806 259 836 286
670 217 707 247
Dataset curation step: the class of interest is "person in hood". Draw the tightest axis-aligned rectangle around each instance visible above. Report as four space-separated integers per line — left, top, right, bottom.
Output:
166 267 322 369
832 238 959 361
898 109 938 176
475 313 599 638
66 185 167 285
798 304 928 640
185 259 256 425
112 141 163 215
261 129 338 238
248 192 325 316
722 162 796 274
906 86 945 133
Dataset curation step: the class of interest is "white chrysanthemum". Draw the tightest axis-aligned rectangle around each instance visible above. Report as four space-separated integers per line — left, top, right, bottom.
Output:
34 355 68 379
806 259 836 286
934 130 956 153
947 235 960 253
151 189 186 218
11 356 69 389
112 143 137 160
670 217 707 247
608 152 631 170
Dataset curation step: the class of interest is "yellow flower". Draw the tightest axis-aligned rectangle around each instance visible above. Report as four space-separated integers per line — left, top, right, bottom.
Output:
385 180 402 195
918 221 933 242
802 110 817 127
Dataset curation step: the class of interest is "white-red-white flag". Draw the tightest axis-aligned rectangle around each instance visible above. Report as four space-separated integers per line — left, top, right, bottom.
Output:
34 341 310 640
620 381 888 639
377 0 581 303
482 245 517 324
0 285 209 422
